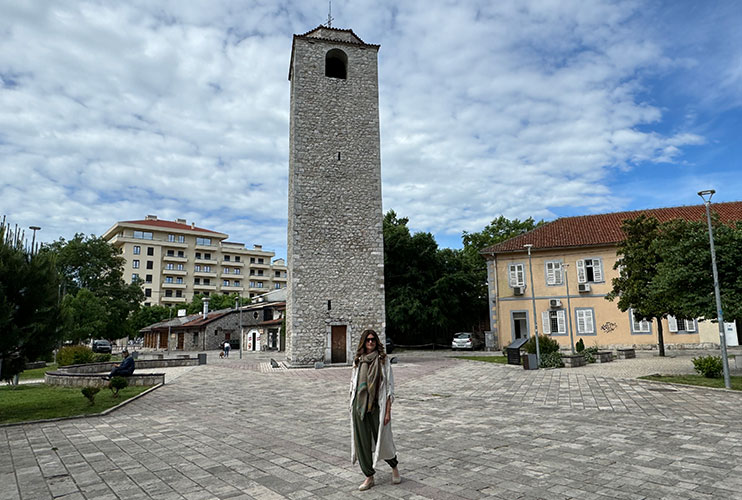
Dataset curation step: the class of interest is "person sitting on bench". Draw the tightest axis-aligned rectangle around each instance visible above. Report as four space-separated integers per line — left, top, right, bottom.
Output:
105 349 135 379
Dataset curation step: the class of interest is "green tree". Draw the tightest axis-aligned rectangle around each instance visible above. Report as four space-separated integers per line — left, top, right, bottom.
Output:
654 216 742 323
185 292 250 315
0 226 63 381
44 234 144 341
129 304 173 332
605 216 669 356
61 289 107 343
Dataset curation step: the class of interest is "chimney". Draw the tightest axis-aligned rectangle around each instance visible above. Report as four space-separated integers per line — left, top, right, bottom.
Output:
176 218 186 224
191 222 195 229
145 214 158 220
253 244 262 250
202 297 210 320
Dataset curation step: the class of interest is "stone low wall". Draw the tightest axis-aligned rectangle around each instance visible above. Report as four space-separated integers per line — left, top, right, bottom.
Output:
57 357 199 375
45 372 165 388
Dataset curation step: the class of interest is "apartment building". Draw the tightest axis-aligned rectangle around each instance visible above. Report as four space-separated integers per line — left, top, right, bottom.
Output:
102 215 288 306
481 202 742 351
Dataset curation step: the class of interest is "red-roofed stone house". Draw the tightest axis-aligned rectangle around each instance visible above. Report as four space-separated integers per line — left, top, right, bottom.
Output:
481 202 742 351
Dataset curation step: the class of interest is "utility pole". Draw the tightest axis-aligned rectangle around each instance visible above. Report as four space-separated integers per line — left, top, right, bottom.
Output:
525 244 540 367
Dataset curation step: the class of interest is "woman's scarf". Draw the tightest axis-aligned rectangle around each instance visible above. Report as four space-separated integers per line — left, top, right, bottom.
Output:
355 351 381 419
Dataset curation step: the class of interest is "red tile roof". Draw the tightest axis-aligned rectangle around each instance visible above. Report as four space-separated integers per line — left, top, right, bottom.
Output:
124 219 224 235
481 201 742 255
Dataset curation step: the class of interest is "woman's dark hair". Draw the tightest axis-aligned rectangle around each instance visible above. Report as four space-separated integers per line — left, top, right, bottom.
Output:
353 329 387 366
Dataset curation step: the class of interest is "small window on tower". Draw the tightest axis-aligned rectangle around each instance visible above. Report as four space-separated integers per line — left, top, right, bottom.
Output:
325 49 347 79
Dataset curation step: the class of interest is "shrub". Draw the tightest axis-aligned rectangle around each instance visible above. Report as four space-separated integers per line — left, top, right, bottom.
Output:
93 354 111 363
57 346 95 366
692 355 723 378
575 339 585 352
109 376 129 397
524 335 561 355
81 387 100 405
582 346 599 364
540 351 564 368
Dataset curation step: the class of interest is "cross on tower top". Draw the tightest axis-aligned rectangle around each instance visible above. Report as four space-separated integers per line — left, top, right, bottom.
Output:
326 1 334 28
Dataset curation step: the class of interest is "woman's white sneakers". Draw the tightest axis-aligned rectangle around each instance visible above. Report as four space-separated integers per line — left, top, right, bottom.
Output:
392 473 402 485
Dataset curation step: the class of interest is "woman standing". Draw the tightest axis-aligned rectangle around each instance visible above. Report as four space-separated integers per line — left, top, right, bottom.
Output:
349 329 401 491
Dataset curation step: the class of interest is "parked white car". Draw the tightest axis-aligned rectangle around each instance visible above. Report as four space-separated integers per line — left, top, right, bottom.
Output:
451 332 478 350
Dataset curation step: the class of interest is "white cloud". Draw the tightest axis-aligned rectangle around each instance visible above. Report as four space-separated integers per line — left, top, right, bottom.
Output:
1 0 738 257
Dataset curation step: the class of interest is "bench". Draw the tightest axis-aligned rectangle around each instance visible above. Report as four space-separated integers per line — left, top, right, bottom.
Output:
617 348 636 359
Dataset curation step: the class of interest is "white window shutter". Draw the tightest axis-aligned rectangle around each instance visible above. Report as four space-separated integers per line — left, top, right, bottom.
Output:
576 310 586 334
509 265 517 287
554 263 563 284
546 263 555 285
593 259 603 282
668 316 678 333
585 310 594 333
542 311 551 334
516 264 524 286
686 319 697 333
576 259 586 283
557 310 566 334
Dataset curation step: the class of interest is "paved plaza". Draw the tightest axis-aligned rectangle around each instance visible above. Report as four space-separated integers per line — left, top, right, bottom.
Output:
3 351 742 499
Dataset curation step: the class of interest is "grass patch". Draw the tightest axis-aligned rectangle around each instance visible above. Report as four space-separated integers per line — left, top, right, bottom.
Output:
455 355 508 364
18 363 58 381
0 384 152 424
639 374 742 391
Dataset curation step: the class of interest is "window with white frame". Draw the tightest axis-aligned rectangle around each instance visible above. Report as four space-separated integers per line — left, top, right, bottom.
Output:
275 283 281 289
508 263 525 287
545 261 563 285
224 267 230 274
134 231 153 240
542 310 566 335
575 308 596 335
576 258 603 283
132 273 139 282
194 265 201 272
204 265 212 272
165 263 174 270
668 316 697 333
178 235 185 243
177 263 184 271
165 276 173 283
630 309 652 334
196 237 211 246
223 280 230 287
133 245 141 255
168 234 175 242
133 260 140 269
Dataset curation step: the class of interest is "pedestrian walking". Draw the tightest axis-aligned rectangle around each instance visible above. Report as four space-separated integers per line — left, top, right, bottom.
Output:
349 329 401 491
223 341 231 358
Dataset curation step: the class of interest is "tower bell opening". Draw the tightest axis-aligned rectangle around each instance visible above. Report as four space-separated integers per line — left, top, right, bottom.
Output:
325 49 347 79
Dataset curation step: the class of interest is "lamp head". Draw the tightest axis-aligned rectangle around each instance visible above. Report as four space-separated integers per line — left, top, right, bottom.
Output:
697 189 715 202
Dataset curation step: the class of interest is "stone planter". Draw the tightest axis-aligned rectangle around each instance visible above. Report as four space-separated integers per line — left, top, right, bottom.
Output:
562 354 586 368
617 348 636 359
596 351 614 363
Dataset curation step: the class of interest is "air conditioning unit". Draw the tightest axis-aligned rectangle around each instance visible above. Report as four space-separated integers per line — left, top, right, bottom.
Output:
549 299 562 308
513 286 525 296
578 283 591 293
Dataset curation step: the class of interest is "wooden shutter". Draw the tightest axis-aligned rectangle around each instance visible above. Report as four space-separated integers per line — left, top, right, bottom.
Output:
509 264 517 287
576 259 586 283
554 262 563 284
585 310 594 333
576 310 586 334
542 311 551 334
546 262 555 285
685 319 697 332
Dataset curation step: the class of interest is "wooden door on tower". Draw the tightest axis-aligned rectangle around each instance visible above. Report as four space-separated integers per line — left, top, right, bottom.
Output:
331 325 347 364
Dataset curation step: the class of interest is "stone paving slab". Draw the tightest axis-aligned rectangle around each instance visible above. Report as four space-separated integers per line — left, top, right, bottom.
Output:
3 354 742 499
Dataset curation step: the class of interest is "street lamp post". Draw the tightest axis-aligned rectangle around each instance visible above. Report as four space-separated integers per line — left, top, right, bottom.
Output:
29 226 40 255
698 189 731 389
524 244 540 367
238 295 243 360
564 263 575 353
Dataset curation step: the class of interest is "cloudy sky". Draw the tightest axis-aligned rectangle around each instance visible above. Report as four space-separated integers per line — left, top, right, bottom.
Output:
2 0 740 258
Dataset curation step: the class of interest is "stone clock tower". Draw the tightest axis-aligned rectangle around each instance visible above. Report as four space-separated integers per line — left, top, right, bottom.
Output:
286 26 385 367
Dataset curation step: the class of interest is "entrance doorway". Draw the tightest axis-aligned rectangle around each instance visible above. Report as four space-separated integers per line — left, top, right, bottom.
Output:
512 311 528 341
331 325 347 364
177 333 184 350
159 331 168 349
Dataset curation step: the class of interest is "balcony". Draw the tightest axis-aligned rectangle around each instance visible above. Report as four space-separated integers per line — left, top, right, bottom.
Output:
273 275 287 281
162 269 187 276
249 262 271 269
250 274 270 281
161 296 187 303
193 270 217 277
226 260 245 267
163 255 187 263
193 283 217 291
221 285 244 292
162 282 186 289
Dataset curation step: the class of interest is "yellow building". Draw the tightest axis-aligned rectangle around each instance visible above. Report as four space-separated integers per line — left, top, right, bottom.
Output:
481 202 742 351
102 215 288 306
